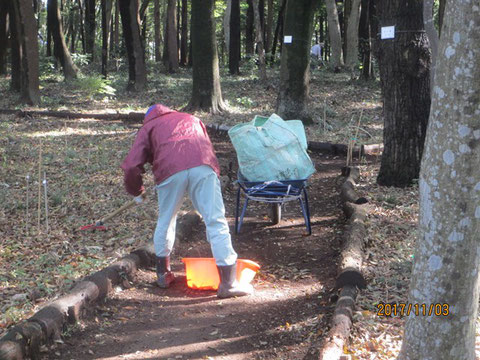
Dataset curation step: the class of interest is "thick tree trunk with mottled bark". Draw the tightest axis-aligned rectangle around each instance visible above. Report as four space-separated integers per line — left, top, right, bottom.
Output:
118 0 147 91
398 2 480 359
276 0 317 124
228 0 240 75
163 0 178 72
376 0 431 187
101 0 113 77
186 0 226 114
9 0 21 91
0 2 8 75
325 0 344 69
85 0 96 61
48 0 79 80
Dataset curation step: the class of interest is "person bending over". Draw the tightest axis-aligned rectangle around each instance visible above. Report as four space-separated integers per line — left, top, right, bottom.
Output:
121 104 252 298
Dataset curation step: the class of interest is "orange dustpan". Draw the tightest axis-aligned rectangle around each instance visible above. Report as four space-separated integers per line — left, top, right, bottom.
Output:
181 258 261 290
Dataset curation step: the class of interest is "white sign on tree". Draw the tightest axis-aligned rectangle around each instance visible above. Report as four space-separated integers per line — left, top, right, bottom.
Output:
381 26 395 39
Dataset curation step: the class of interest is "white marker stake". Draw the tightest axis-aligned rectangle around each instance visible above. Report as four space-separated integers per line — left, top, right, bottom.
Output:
43 172 49 233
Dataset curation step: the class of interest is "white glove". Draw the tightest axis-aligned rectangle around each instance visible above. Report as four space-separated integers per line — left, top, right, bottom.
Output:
134 195 144 204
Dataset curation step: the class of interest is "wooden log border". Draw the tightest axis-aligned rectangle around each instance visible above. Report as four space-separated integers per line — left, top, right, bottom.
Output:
318 166 370 360
0 211 202 360
0 109 383 156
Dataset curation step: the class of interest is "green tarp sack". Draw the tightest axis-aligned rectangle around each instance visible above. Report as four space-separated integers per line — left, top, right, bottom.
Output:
228 114 316 181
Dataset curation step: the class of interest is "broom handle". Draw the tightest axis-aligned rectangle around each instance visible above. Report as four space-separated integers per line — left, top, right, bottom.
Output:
98 199 138 225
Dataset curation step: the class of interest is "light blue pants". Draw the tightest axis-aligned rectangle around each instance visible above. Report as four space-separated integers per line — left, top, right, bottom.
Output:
153 165 237 266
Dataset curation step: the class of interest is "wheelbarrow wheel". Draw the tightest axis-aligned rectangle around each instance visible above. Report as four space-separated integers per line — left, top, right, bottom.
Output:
271 203 282 224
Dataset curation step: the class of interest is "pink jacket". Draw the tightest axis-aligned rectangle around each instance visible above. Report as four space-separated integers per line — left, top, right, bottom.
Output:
121 104 221 196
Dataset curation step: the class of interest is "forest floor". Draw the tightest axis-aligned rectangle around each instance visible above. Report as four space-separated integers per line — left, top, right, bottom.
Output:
2 63 471 359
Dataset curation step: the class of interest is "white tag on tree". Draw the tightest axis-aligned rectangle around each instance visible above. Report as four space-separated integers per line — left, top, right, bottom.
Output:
381 26 395 39
284 35 293 44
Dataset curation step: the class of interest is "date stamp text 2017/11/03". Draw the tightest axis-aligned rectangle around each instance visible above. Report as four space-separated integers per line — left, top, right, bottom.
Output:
376 303 450 317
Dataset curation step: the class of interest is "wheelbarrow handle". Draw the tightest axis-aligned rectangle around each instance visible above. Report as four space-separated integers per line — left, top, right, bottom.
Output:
98 198 138 225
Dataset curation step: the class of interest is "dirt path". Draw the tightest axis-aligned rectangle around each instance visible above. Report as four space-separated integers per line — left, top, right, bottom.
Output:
39 135 345 360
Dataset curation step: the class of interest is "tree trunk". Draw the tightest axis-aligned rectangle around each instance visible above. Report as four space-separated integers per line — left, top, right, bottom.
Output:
265 0 273 55
276 0 317 124
375 0 431 187
252 0 266 82
9 0 22 91
153 0 160 61
164 0 178 72
228 0 240 75
270 0 286 64
438 0 446 37
186 0 226 114
118 0 147 91
359 0 372 80
84 0 96 62
68 1 77 53
179 0 187 66
245 0 254 56
345 0 361 74
16 0 40 104
325 0 344 70
223 0 231 55
77 0 86 54
48 0 79 79
101 0 113 77
110 0 119 56
424 0 438 89
398 2 480 359
0 2 8 75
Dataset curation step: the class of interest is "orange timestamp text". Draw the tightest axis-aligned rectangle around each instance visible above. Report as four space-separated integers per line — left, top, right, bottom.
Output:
376 302 450 317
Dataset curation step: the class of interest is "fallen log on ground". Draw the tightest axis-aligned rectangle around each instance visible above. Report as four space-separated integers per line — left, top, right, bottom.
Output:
317 166 369 359
319 285 358 360
0 210 202 360
336 202 367 289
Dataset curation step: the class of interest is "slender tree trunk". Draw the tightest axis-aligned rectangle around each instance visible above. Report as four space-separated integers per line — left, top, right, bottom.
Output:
424 0 438 89
276 0 317 124
398 2 480 358
376 0 431 187
16 0 40 104
164 0 178 72
10 0 22 91
84 0 96 62
359 0 372 79
0 2 8 75
438 0 446 37
77 0 86 54
101 0 113 77
265 0 273 55
118 0 147 91
110 0 119 56
153 0 161 61
48 0 79 79
245 0 254 56
186 0 226 114
271 0 286 64
228 0 240 75
325 0 344 70
179 0 187 65
252 0 266 82
223 0 231 55
345 0 361 74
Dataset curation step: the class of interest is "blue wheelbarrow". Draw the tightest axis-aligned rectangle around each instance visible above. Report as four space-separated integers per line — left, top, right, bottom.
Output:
234 174 312 235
